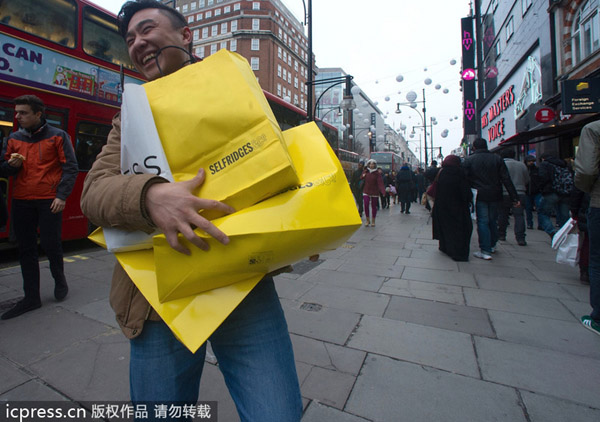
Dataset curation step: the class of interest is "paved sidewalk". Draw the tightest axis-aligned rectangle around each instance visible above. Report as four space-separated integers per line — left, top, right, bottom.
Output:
0 203 599 421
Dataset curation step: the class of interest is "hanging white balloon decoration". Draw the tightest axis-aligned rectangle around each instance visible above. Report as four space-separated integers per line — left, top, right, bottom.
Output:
396 74 404 82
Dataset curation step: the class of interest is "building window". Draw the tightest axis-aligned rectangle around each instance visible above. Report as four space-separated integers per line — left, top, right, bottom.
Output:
234 3 240 11
283 68 287 80
230 39 237 51
197 13 203 20
224 6 231 13
195 46 205 58
495 41 501 58
252 2 260 10
287 73 291 83
251 38 260 50
210 44 217 54
208 0 214 5
521 0 532 15
294 77 298 88
182 4 188 12
283 51 287 62
202 27 209 38
506 16 514 40
294 94 298 105
221 22 228 33
206 10 212 18
231 20 238 31
287 56 291 66
278 46 282 58
200 0 205 7
193 29 200 41
220 41 227 50
277 65 282 77
572 1 600 65
188 16 194 23
191 2 197 10
251 57 259 70
278 28 283 38
215 9 221 16
211 25 218 36
252 18 260 30
294 60 298 71
277 83 282 96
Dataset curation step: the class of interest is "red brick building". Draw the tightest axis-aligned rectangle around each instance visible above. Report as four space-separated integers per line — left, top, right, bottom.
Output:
171 0 312 110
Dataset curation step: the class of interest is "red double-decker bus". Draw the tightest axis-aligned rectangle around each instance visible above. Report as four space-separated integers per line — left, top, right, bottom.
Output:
0 0 144 241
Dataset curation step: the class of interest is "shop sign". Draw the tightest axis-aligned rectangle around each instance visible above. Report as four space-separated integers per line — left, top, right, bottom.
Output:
561 78 600 114
534 108 555 123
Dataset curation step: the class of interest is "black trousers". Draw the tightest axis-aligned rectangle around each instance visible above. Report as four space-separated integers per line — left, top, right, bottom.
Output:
12 199 65 301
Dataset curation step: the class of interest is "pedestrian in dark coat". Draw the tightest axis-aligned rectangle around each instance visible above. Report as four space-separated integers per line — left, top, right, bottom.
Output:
432 155 473 261
395 164 415 214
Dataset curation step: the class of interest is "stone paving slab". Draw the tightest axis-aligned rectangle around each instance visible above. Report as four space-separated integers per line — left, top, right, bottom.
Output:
560 298 593 319
488 310 600 359
198 363 239 422
0 379 70 401
520 390 600 422
463 288 574 320
346 355 526 422
558 283 591 302
290 334 365 376
401 266 477 287
304 269 385 292
300 366 356 410
474 274 575 299
282 299 361 345
336 261 405 279
302 401 369 422
29 331 129 402
299 285 390 317
527 267 580 284
274 277 315 300
457 261 538 279
0 307 113 365
348 315 479 377
339 249 400 266
0 359 31 395
394 256 459 271
475 336 600 408
379 277 465 305
384 296 495 337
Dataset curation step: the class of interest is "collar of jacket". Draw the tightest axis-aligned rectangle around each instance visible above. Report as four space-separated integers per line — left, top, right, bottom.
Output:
19 119 47 137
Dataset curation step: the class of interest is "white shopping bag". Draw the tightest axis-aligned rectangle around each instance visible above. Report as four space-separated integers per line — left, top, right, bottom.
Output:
556 233 579 267
102 84 173 252
551 218 576 249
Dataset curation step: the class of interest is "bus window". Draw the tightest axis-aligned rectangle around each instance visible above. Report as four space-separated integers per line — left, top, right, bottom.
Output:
0 0 76 48
0 105 14 141
75 121 111 171
83 7 136 70
44 109 67 131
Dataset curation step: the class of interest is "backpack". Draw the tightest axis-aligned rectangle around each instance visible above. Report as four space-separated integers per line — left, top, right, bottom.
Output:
550 163 574 196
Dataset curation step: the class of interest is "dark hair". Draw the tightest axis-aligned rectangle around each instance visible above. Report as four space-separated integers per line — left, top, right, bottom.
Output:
14 95 45 115
431 160 438 166
118 0 189 47
473 138 488 150
501 149 515 159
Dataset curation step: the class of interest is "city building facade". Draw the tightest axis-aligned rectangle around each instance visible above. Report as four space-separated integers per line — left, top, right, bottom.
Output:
171 0 312 110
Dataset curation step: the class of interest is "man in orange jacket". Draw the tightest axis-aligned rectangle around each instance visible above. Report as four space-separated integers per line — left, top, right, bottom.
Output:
0 95 78 320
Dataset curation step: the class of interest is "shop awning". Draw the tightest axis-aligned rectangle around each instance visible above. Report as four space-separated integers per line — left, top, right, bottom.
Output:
499 113 600 146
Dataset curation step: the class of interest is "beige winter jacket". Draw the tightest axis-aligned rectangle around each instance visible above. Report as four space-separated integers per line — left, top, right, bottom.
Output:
574 120 600 208
81 113 166 338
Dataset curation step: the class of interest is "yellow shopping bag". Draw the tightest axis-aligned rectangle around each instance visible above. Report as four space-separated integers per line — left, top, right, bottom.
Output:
112 122 361 351
144 49 298 218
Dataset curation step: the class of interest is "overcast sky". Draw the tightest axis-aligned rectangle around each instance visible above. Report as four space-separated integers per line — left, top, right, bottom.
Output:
96 0 471 158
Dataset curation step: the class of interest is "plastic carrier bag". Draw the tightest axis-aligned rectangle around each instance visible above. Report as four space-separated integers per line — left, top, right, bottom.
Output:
93 50 298 252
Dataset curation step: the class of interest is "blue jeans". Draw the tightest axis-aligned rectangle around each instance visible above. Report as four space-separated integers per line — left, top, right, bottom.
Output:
588 207 600 322
525 193 542 228
539 193 570 235
129 277 302 422
475 200 499 254
498 194 526 241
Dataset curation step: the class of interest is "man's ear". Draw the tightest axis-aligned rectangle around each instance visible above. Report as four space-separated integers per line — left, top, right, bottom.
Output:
181 26 192 45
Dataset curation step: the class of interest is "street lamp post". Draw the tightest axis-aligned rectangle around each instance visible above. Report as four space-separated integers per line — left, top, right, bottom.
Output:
396 88 429 165
300 0 313 121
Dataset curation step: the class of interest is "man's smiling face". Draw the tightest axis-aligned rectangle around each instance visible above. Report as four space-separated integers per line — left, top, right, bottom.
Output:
125 8 192 81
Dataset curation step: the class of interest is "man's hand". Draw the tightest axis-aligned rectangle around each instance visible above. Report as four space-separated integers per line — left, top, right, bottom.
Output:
513 201 522 208
7 155 24 168
50 198 66 213
145 168 235 255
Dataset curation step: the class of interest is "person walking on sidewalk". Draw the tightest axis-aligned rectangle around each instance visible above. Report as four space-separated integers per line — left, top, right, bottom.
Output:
361 159 385 226
350 160 365 216
432 155 473 261
395 163 415 214
524 155 543 230
463 138 519 261
80 1 303 420
0 95 78 320
497 149 529 246
574 119 600 336
538 152 573 238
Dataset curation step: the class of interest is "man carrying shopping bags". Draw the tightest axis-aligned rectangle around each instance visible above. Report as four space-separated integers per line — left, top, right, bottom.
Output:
574 120 600 337
80 1 302 420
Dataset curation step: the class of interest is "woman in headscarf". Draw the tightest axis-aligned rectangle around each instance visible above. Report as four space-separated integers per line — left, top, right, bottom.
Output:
361 159 386 227
395 163 415 214
432 155 473 261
